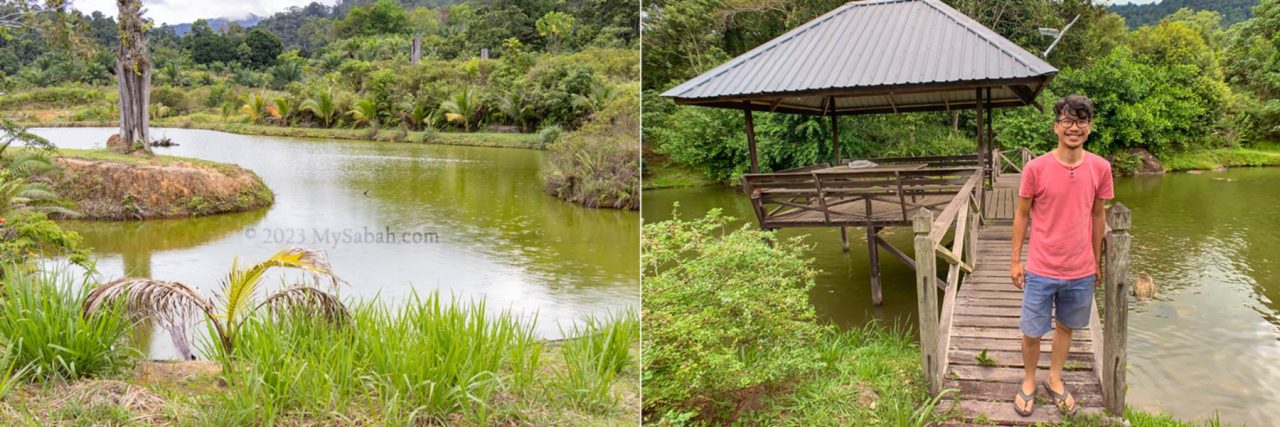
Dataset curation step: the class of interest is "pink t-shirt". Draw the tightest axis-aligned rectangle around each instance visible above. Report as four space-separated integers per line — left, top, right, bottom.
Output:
1018 151 1114 280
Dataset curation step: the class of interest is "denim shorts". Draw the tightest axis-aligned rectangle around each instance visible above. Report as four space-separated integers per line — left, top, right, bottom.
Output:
1019 270 1095 338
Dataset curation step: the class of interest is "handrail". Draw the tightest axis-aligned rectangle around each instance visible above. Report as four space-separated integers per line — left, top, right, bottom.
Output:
911 167 984 394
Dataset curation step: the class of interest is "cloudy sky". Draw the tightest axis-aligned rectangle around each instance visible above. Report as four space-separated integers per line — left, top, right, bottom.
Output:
69 0 338 26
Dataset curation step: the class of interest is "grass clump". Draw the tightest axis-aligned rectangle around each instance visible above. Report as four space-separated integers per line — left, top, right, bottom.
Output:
0 265 135 381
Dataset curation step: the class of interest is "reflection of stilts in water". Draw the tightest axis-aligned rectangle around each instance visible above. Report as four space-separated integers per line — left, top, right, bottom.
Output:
122 249 151 279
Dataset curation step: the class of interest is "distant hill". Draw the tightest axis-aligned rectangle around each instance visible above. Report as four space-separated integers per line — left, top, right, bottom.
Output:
1109 0 1258 29
167 14 265 36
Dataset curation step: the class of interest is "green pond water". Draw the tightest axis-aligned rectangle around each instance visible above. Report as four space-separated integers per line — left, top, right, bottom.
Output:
643 167 1280 426
32 127 639 359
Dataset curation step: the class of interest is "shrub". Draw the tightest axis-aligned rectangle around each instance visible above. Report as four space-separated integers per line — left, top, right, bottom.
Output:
150 86 191 115
642 209 825 415
0 265 135 381
541 82 638 209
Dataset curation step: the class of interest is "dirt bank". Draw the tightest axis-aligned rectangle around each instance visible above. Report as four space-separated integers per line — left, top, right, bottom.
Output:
46 152 273 220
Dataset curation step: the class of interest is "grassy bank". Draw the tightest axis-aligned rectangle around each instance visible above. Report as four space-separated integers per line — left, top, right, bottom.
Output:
0 263 641 425
1162 143 1280 172
642 156 716 190
18 118 542 150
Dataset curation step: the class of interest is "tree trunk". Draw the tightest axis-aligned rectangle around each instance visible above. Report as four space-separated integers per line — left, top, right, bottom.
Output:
411 34 422 65
116 0 153 155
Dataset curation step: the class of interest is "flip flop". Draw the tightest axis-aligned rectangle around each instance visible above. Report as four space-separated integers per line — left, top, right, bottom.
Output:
1042 380 1077 415
1013 387 1036 417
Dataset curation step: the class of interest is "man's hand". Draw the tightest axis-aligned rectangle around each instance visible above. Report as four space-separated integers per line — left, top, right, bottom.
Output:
1011 261 1025 289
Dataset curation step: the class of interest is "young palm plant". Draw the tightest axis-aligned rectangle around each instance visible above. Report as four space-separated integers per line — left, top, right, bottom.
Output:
82 248 346 361
240 93 269 124
300 90 337 128
268 97 295 126
439 88 481 132
348 98 379 128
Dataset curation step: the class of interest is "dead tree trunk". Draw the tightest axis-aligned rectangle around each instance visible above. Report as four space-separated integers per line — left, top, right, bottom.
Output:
116 0 153 155
411 34 422 65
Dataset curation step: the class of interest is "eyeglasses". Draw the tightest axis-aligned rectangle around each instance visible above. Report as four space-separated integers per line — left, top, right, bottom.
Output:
1055 119 1091 128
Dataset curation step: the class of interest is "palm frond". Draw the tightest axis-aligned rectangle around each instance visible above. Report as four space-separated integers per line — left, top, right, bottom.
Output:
82 278 215 360
220 248 343 338
254 285 349 324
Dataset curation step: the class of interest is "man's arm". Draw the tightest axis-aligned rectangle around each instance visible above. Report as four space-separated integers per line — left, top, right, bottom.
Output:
1092 198 1106 287
1010 197 1032 289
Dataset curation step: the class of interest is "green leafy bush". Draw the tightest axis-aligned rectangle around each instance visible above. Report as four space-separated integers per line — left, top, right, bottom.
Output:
642 209 825 415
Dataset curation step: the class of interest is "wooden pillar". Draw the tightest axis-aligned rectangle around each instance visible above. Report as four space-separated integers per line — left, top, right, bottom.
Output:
867 225 882 305
912 209 940 394
975 88 987 213
831 113 841 165
1103 204 1132 415
986 87 995 189
840 226 849 251
744 106 760 173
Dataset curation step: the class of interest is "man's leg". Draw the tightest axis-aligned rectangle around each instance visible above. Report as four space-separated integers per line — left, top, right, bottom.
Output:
1017 272 1054 414
1020 335 1040 412
1046 274 1095 412
1046 321 1075 410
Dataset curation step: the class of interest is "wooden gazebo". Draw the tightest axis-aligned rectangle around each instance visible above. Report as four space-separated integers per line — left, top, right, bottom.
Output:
661 0 1058 304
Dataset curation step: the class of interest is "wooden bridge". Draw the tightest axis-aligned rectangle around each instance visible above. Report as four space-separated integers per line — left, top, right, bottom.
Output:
740 148 1132 425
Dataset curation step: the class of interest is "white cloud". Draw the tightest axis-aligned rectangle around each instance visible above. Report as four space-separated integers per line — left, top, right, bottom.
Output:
70 0 338 26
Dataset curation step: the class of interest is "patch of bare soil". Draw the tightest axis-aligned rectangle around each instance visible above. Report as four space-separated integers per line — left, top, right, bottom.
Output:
48 156 273 220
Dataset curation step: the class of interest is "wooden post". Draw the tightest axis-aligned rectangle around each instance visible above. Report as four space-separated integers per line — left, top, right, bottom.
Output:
986 87 995 182
868 225 882 305
840 226 849 252
913 209 940 394
1103 204 1132 415
831 106 841 165
745 106 760 173
975 88 986 215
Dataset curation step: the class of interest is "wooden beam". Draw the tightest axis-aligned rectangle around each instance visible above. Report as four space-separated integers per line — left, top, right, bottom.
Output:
874 235 948 290
745 105 759 173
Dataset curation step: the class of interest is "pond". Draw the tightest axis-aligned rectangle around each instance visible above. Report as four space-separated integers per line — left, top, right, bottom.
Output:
643 167 1280 426
32 127 639 359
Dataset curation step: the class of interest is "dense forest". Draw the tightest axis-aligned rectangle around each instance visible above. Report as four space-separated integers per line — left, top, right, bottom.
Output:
643 0 1280 182
0 0 640 208
1110 0 1257 29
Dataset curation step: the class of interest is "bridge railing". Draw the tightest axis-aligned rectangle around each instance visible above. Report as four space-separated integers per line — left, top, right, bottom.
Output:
910 168 983 394
992 146 1034 179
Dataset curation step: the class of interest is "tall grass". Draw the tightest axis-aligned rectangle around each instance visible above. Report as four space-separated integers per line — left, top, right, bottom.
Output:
553 310 640 412
207 292 546 425
0 265 135 380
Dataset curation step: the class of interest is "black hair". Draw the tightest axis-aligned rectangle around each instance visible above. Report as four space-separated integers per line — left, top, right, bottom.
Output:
1054 94 1094 121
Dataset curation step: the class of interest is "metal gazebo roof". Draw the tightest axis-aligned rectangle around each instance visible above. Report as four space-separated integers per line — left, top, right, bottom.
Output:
660 0 1058 115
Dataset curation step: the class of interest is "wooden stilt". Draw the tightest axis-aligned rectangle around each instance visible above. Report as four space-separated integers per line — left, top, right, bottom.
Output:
841 226 849 251
868 225 883 305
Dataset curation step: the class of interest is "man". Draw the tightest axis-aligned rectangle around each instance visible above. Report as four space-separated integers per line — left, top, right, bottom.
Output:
1009 94 1113 416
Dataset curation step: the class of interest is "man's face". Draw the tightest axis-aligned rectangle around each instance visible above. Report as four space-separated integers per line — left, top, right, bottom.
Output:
1053 111 1091 149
